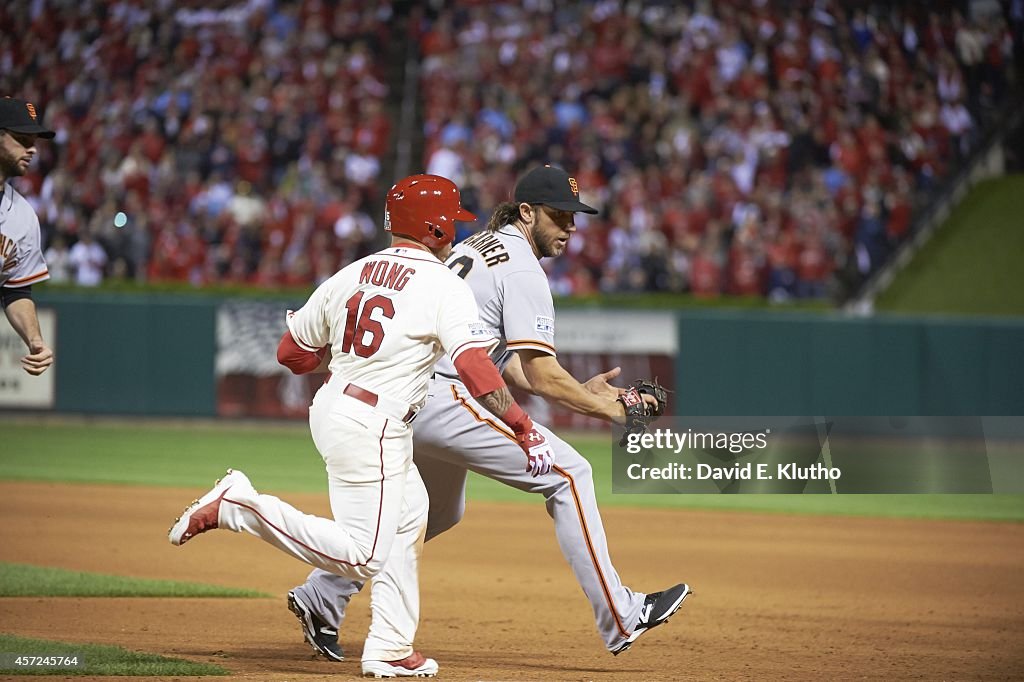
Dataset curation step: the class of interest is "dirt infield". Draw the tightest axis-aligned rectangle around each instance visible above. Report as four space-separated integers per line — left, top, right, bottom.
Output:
1 481 1022 681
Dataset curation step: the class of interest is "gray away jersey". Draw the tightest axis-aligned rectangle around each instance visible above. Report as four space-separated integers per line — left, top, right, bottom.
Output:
0 182 49 288
434 225 554 378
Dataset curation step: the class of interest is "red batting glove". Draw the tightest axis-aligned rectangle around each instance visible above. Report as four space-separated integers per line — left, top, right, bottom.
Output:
517 427 555 477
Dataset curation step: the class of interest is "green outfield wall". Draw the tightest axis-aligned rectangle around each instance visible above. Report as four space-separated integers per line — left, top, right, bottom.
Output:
36 293 217 415
28 293 1024 417
675 311 1024 415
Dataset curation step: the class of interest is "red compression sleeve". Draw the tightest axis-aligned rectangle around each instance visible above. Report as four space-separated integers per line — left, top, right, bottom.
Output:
453 346 506 397
453 347 532 435
276 330 325 375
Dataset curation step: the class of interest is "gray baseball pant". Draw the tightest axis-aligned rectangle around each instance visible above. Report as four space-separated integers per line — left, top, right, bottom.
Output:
290 376 645 651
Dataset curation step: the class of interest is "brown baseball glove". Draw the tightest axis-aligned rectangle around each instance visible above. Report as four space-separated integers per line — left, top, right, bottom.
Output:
617 378 670 446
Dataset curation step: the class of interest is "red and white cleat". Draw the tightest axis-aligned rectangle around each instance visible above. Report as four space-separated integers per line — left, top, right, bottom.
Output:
168 469 253 546
361 651 438 678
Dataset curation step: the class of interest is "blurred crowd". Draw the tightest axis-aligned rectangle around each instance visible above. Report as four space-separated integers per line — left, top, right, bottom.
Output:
2 0 1019 299
3 0 395 288
420 0 1018 299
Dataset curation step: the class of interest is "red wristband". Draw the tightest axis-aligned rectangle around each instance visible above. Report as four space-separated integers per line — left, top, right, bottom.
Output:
501 402 532 436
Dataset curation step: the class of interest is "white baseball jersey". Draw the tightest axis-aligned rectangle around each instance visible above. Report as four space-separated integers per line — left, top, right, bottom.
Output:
287 246 495 407
433 225 555 378
200 244 499 666
0 182 50 289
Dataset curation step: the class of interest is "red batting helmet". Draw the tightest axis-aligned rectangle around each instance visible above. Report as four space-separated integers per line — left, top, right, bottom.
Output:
385 174 477 248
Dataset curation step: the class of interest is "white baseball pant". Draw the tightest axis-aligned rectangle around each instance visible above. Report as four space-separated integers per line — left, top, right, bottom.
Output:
217 382 428 661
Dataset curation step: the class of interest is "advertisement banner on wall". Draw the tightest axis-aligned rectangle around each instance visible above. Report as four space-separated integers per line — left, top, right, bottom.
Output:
215 302 678 426
216 301 319 418
214 301 679 421
0 307 56 409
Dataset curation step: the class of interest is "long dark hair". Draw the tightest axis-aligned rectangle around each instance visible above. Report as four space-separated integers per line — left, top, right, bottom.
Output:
485 201 524 232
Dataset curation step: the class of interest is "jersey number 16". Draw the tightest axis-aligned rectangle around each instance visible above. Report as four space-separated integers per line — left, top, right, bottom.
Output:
341 292 394 358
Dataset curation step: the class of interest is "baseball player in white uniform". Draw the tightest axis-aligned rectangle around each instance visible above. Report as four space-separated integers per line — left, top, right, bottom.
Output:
288 166 690 660
0 97 55 376
169 174 557 679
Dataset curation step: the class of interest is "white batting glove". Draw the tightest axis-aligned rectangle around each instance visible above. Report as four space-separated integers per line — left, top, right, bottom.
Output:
517 427 555 477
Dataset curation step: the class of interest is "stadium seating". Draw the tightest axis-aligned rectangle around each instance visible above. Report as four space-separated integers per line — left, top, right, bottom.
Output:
2 0 1014 299
418 1 1015 298
2 0 395 287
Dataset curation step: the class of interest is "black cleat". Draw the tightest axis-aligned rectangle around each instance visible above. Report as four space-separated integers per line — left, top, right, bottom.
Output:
287 590 344 661
611 583 691 655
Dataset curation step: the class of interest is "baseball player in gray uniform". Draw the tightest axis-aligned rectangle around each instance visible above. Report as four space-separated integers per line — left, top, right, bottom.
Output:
0 97 55 376
288 166 690 661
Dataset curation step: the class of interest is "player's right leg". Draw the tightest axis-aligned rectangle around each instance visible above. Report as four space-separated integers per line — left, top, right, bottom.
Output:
413 382 665 653
171 386 412 583
287 387 470 657
361 463 439 677
417 444 470 540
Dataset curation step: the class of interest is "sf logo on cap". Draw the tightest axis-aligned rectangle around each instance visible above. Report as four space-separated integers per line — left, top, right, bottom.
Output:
568 177 579 196
26 102 38 121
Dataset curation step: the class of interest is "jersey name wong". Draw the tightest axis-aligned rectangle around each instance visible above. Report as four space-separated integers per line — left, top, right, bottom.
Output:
461 231 510 267
358 259 416 291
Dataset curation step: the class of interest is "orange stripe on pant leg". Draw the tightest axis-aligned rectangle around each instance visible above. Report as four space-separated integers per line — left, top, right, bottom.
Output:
553 463 631 640
449 382 630 639
449 384 517 440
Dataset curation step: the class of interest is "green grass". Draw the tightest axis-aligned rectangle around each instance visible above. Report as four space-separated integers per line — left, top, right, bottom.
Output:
877 175 1024 316
0 421 327 492
1 420 1021 522
465 434 1024 521
0 563 268 598
0 634 227 676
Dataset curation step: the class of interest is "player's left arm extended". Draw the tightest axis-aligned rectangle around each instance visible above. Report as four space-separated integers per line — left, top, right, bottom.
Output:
516 349 626 425
505 351 622 400
2 289 54 375
500 353 536 395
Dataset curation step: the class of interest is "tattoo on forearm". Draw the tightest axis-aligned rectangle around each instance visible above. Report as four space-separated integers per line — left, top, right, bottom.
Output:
479 386 514 416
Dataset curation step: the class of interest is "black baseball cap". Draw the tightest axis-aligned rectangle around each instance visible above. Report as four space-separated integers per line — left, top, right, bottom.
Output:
0 97 55 138
513 165 598 214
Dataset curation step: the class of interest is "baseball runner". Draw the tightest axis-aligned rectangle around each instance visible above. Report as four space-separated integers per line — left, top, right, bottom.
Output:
168 174 557 679
288 166 690 661
0 97 55 376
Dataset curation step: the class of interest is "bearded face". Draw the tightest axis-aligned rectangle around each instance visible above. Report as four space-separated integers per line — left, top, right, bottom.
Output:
0 131 37 179
528 205 576 258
